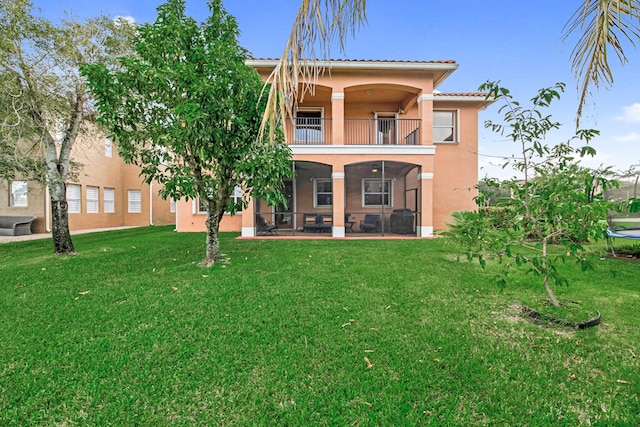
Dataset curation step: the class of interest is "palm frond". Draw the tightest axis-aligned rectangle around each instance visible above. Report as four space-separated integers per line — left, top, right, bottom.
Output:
563 0 640 127
260 0 366 140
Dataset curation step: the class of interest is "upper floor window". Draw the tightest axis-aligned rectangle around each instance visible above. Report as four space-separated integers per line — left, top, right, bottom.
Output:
294 108 324 144
67 184 81 213
104 188 115 213
128 189 142 213
86 186 99 213
10 180 28 207
314 179 332 207
433 110 457 143
362 179 392 207
105 138 113 157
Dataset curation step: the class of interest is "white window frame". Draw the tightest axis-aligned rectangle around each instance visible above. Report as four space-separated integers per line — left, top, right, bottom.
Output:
10 180 28 207
67 184 81 213
362 178 393 208
313 178 332 207
433 110 458 143
86 186 99 213
105 138 113 157
195 186 243 214
128 189 142 213
104 188 115 213
294 107 324 144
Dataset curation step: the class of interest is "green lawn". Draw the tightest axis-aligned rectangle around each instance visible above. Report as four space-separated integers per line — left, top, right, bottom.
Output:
1 226 638 425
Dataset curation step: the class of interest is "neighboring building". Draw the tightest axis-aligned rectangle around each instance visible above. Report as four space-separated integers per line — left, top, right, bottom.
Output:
0 131 174 234
176 59 493 237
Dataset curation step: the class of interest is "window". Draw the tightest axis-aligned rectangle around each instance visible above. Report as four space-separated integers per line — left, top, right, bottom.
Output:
197 196 207 214
128 189 142 213
67 184 81 213
10 180 28 207
433 110 457 143
314 179 332 207
229 186 243 212
105 138 113 157
362 179 392 207
197 186 243 214
294 109 323 143
86 186 99 213
104 188 115 213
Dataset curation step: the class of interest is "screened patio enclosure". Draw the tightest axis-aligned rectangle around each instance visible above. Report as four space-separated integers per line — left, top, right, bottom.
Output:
254 160 421 237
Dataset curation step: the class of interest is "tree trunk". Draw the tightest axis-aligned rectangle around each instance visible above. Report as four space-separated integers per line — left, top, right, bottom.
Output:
542 238 559 307
49 179 75 254
202 208 223 267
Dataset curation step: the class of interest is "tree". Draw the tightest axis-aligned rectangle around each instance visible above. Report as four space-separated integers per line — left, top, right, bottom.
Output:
263 1 639 130
82 0 292 266
443 82 617 307
564 1 640 127
0 0 134 253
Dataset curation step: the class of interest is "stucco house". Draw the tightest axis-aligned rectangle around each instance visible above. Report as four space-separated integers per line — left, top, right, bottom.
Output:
0 131 175 234
176 58 493 237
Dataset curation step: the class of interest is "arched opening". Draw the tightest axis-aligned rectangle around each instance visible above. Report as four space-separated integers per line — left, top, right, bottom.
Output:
344 161 420 236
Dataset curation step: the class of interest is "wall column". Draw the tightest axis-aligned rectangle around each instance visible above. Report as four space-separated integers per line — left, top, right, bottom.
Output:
419 172 434 237
241 198 256 237
331 92 344 145
417 92 434 146
332 170 345 237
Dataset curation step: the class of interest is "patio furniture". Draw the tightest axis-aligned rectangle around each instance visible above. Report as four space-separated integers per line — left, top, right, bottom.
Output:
344 213 355 233
303 213 333 233
255 215 277 235
0 216 36 236
360 214 380 233
303 213 319 232
390 209 414 234
317 214 333 233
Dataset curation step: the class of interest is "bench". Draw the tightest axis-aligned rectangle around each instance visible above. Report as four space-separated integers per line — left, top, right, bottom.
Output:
0 216 37 236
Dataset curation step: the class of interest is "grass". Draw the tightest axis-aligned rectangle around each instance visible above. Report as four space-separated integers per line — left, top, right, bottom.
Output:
1 226 639 425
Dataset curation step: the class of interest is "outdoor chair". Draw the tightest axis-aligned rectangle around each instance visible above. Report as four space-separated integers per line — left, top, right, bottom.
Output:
303 213 319 232
255 214 277 235
360 214 380 233
317 214 333 233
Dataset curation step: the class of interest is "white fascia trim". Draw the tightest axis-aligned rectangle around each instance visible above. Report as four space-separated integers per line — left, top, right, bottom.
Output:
419 94 489 103
332 92 345 100
242 226 255 237
247 59 458 73
418 172 434 180
332 172 345 179
333 226 345 238
418 226 434 237
291 145 436 155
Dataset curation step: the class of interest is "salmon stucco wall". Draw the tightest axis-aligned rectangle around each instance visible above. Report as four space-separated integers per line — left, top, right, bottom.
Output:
175 198 243 233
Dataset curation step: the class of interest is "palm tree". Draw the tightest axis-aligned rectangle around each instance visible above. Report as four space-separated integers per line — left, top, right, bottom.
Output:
261 0 366 139
564 0 640 127
263 0 639 131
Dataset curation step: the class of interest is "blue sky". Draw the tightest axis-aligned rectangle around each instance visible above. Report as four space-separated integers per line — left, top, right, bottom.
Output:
32 0 640 180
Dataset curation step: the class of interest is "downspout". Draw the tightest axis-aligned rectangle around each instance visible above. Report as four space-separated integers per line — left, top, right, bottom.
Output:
149 182 154 226
174 197 178 231
45 185 51 232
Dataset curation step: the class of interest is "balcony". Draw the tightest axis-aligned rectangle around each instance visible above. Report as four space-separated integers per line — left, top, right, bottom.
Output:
286 118 421 145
